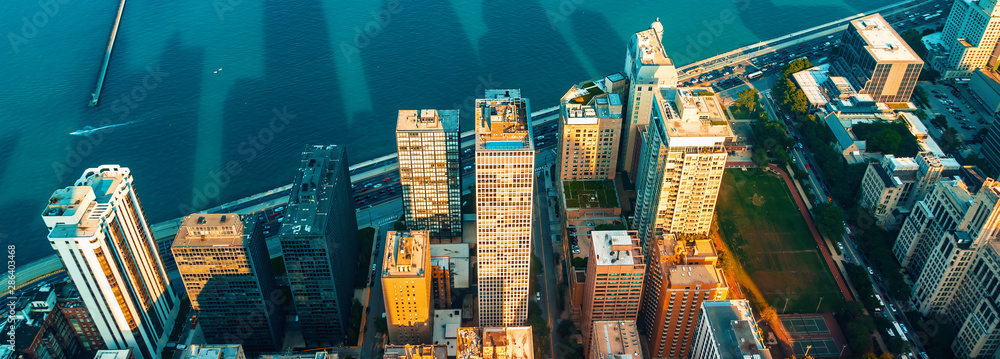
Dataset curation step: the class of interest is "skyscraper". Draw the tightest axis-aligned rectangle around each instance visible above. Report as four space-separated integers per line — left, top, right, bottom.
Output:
581 231 644 355
949 239 1000 358
41 165 178 359
475 89 535 327
857 153 959 229
172 213 284 353
279 145 360 347
935 0 1000 78
397 109 462 242
641 234 728 359
558 80 624 181
382 231 433 344
832 13 923 103
689 300 771 359
632 87 733 249
622 19 679 181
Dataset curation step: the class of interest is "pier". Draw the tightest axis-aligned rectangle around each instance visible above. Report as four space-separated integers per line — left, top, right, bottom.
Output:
89 0 127 106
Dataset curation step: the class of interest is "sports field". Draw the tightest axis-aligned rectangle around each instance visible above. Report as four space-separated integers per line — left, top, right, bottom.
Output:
716 169 844 313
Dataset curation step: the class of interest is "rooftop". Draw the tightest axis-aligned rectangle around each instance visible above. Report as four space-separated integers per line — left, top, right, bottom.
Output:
397 109 460 132
456 327 533 359
432 310 463 357
591 321 643 359
42 166 131 239
180 345 245 359
657 234 718 265
475 89 533 151
668 265 725 286
562 180 619 209
172 213 247 247
383 344 448 359
94 350 134 359
281 145 346 237
384 231 429 277
654 87 735 146
791 66 831 106
590 231 642 266
633 21 672 66
702 300 771 359
850 14 920 63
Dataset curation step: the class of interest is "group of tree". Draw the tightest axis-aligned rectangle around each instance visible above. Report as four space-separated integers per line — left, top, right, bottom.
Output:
751 118 795 168
797 120 868 205
731 89 769 120
769 58 815 121
843 264 910 356
853 227 911 302
527 302 550 357
813 202 845 239
836 297 877 355
852 121 921 157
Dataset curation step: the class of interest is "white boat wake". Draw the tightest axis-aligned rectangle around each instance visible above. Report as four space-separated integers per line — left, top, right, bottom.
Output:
69 120 138 136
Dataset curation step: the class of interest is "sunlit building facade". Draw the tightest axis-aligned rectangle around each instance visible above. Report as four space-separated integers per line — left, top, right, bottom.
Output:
397 109 462 241
382 231 433 344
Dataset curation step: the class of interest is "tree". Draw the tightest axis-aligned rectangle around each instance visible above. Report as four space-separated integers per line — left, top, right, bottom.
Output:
846 322 873 353
782 58 814 78
814 203 845 239
865 127 902 154
557 320 576 337
393 220 407 231
752 147 770 168
931 115 948 129
374 317 388 335
571 256 587 268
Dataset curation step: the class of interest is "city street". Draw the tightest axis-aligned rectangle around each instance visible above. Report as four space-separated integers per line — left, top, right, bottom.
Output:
532 150 560 359
360 221 392 359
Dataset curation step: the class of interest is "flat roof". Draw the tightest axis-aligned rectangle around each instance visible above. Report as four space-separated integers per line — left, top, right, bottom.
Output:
384 231 429 277
590 231 642 266
397 109 460 132
702 300 771 359
592 321 643 359
383 344 448 359
668 265 724 286
172 213 247 247
634 24 673 66
475 90 532 151
850 14 920 62
791 66 830 106
432 310 462 357
281 145 346 237
562 180 619 209
180 345 244 359
430 244 470 288
655 87 735 145
94 350 133 359
42 166 131 239
457 327 533 359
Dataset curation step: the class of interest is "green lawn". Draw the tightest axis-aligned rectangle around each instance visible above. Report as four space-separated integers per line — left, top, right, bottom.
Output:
563 180 618 208
716 170 844 313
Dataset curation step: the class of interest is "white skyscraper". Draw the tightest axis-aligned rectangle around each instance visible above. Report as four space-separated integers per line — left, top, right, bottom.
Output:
41 165 178 359
936 0 1000 78
475 89 535 327
622 18 679 181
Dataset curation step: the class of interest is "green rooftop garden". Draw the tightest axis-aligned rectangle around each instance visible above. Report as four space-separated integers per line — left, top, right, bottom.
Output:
563 180 619 208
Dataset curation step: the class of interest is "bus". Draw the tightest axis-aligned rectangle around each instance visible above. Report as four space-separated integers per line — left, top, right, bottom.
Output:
747 71 763 80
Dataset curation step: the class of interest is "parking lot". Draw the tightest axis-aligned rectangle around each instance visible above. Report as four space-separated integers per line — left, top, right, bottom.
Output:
918 82 990 154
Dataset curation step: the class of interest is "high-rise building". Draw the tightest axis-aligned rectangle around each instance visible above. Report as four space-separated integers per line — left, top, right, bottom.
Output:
382 231 433 344
832 13 923 103
455 327 533 359
949 239 1000 358
622 19 679 180
280 145 360 347
640 234 728 359
12 308 85 359
430 257 453 309
581 231 644 355
857 153 960 228
982 116 1000 177
475 89 535 327
55 282 106 353
633 88 733 249
172 214 284 353
894 178 1000 315
588 321 643 359
689 300 771 359
558 80 624 181
397 109 462 242
41 165 178 359
179 345 246 359
383 344 448 359
935 0 1000 78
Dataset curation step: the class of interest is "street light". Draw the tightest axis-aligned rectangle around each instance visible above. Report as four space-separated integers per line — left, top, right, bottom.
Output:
816 297 824 313
805 344 813 357
839 343 848 358
783 297 790 314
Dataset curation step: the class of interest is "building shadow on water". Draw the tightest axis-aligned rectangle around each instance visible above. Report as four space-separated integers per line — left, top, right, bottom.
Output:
733 0 845 42
569 10 627 76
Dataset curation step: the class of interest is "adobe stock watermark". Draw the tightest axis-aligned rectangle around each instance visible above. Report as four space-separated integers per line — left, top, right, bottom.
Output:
679 0 752 65
7 0 72 54
213 0 243 21
177 106 297 215
545 0 585 30
52 64 169 183
339 0 403 64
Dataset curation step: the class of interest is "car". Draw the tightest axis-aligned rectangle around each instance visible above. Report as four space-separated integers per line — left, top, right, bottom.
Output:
535 292 541 301
890 304 897 312
463 165 473 170
373 183 384 189
868 266 874 275
838 242 844 249
572 248 581 254
372 263 377 270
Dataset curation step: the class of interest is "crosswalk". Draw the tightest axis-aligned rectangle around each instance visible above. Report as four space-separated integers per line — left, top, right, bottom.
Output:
376 216 398 226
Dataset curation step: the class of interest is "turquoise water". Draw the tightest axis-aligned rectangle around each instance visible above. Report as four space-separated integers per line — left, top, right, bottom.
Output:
0 0 894 264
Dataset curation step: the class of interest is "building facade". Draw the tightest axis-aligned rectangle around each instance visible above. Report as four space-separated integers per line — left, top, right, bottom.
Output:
622 19 679 180
641 235 728 359
833 14 923 103
171 214 284 353
397 109 462 242
55 282 106 354
936 0 1000 78
179 345 246 359
475 90 535 327
950 240 1000 358
279 145 360 347
382 231 433 344
588 321 643 359
558 81 623 181
689 300 771 359
582 231 644 355
41 165 178 359
982 113 1000 178
857 153 959 229
894 178 1000 316
633 88 733 249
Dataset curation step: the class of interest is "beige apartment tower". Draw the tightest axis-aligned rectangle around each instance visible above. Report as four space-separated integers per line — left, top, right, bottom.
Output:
582 231 644 356
834 14 923 103
397 109 462 242
936 0 1000 78
475 89 535 327
558 80 624 181
622 19 679 181
382 231 433 344
641 234 729 359
171 214 283 353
